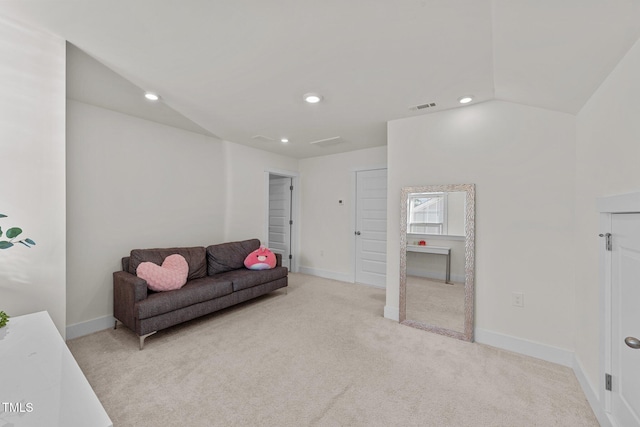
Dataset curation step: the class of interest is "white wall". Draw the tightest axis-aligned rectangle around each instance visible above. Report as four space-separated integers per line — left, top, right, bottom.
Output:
298 146 387 281
222 141 298 244
66 101 300 330
0 16 66 335
447 191 466 236
575 35 640 391
66 100 227 327
386 100 577 352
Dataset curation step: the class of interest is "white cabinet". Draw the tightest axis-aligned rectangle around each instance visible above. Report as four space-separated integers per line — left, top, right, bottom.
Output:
0 311 112 427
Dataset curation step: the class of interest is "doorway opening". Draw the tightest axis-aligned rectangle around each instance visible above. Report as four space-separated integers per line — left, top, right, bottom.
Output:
266 171 298 272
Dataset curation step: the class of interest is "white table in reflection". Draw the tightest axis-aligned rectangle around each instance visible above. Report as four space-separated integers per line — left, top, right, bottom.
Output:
407 244 452 284
0 311 112 427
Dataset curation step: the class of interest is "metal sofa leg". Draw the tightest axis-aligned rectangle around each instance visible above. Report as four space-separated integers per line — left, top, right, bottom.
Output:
114 320 118 330
139 331 157 350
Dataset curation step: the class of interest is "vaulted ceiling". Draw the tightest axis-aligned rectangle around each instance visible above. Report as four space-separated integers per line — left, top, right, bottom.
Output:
3 1 640 158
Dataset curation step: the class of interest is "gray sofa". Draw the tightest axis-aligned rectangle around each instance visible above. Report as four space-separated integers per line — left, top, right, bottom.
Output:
113 238 288 349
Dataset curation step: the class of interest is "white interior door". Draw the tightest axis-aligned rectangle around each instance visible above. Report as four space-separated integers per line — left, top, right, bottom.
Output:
611 213 640 427
269 176 292 270
355 169 387 287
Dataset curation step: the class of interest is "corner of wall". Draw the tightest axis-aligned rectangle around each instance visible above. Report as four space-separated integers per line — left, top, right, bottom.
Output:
572 354 612 427
222 140 233 241
475 328 574 367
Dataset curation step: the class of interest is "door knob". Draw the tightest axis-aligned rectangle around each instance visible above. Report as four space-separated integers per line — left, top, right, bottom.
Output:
355 231 361 235
625 336 640 349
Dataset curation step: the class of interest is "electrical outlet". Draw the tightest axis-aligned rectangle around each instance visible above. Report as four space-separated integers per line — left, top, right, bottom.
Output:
512 292 524 307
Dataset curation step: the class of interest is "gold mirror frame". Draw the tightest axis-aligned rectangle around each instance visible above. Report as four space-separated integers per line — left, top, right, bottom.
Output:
399 183 475 341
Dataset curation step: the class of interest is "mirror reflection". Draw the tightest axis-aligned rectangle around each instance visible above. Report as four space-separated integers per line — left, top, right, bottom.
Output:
400 184 475 341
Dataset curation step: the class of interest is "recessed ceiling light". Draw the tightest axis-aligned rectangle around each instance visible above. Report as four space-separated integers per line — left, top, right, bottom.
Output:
144 92 159 101
304 93 322 104
458 96 473 104
280 138 289 143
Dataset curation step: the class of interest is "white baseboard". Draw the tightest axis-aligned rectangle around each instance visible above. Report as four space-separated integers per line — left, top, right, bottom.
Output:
573 355 613 427
298 266 352 283
475 328 573 367
475 331 610 425
66 314 115 340
384 305 399 321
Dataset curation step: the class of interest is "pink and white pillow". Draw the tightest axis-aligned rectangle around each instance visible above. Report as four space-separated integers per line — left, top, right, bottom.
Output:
136 254 189 292
244 246 277 270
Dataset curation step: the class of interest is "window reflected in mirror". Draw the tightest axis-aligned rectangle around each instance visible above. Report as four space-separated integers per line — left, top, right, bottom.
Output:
407 191 466 237
408 193 445 234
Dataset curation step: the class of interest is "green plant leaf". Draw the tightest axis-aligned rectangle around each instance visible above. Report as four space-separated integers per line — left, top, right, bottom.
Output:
0 241 14 249
25 238 36 245
19 241 32 248
6 227 22 239
0 214 7 218
0 226 2 237
0 311 9 328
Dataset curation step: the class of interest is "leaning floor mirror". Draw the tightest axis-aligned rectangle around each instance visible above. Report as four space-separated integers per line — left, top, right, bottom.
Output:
399 184 475 341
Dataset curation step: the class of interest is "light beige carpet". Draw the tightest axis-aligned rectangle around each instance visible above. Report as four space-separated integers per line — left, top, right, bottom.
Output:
406 276 465 332
67 273 597 427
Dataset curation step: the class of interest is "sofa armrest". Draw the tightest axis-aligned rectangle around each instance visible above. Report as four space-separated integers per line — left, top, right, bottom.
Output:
113 271 148 332
275 253 282 267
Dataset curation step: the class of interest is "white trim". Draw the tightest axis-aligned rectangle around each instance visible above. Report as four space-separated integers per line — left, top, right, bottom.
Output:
597 191 640 213
263 172 270 245
349 164 387 173
599 212 613 413
349 165 388 281
264 168 300 273
350 171 357 282
407 233 465 242
384 305 400 321
574 355 614 427
475 328 573 367
291 174 300 273
66 314 114 340
265 167 301 178
352 167 388 285
298 266 352 283
596 190 640 424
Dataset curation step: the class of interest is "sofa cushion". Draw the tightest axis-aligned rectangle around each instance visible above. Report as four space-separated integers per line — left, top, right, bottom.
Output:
136 276 233 319
137 254 189 292
212 266 288 292
129 247 207 280
207 239 260 275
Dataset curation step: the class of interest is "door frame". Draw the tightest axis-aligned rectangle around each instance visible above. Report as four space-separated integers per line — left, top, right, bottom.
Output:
264 169 299 273
598 191 640 425
350 166 387 285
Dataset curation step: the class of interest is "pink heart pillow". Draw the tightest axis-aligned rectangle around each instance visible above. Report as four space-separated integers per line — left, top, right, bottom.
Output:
136 254 189 292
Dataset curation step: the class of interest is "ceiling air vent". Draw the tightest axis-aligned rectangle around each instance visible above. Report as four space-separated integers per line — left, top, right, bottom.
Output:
308 136 343 147
251 134 275 142
410 102 437 111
